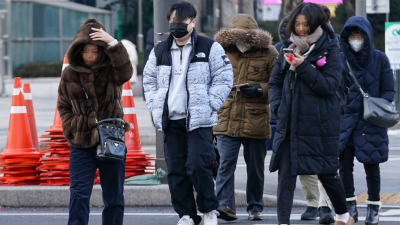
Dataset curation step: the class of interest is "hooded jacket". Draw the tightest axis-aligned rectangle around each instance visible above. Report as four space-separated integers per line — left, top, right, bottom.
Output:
339 16 395 164
57 18 133 148
269 24 342 175
143 29 233 131
213 14 278 139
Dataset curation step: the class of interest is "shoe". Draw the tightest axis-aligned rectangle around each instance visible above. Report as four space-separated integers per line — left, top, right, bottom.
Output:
301 206 319 220
248 211 263 220
216 205 237 221
346 199 359 223
319 207 335 224
177 215 195 225
335 216 355 225
203 210 219 225
365 201 381 225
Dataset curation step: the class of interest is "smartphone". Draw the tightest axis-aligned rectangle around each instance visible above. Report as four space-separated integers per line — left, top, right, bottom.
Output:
232 83 250 90
283 48 294 54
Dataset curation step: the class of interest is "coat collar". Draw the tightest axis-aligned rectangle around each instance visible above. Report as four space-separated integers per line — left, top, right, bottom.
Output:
214 27 273 51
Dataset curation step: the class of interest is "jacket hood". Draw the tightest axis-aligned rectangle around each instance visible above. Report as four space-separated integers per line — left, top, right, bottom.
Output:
214 14 272 50
340 16 375 69
66 18 111 72
278 16 289 43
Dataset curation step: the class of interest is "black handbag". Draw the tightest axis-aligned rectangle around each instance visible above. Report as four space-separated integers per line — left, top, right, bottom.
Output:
83 87 127 161
347 61 400 128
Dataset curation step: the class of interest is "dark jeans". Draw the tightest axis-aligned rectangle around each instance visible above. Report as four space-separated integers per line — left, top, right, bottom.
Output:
339 146 381 201
216 135 267 212
68 146 126 225
277 135 348 224
164 119 219 225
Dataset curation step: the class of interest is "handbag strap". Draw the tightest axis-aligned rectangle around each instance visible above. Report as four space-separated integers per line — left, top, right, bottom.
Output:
82 87 99 124
346 60 369 98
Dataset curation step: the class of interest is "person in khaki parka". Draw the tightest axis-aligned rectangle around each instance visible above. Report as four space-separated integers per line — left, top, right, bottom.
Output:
213 14 278 221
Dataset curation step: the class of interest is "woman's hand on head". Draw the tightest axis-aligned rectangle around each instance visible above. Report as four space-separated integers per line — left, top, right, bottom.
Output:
284 53 304 68
90 28 115 44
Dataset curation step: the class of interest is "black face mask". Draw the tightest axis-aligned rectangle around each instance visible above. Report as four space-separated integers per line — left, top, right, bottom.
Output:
169 21 192 39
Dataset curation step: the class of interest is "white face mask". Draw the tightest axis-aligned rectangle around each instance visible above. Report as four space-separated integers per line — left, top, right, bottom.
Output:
349 40 364 52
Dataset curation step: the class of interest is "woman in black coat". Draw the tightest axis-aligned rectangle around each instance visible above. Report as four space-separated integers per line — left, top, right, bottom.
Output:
268 3 353 225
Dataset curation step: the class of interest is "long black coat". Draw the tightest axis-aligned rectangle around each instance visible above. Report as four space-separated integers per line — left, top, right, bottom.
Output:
339 17 395 164
268 25 342 176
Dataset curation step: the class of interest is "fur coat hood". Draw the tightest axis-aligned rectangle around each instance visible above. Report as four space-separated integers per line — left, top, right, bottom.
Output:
214 14 273 51
66 18 111 73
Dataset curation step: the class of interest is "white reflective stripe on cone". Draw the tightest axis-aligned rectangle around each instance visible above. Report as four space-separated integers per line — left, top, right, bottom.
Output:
10 106 27 114
13 88 20 95
23 93 33 100
122 89 133 96
62 64 69 71
124 107 136 114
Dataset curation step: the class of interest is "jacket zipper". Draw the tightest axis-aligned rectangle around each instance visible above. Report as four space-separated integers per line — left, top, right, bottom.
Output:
185 49 195 130
179 47 183 65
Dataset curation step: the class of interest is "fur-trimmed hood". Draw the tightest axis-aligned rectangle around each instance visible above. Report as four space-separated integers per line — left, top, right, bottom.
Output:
66 18 111 73
214 14 272 50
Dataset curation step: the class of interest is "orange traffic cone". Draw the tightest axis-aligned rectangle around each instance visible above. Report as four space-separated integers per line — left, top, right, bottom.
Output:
23 83 40 152
45 55 69 134
0 77 41 185
122 81 143 152
122 81 154 178
1 78 39 158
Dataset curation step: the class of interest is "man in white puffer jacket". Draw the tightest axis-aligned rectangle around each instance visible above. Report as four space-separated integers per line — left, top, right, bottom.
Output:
143 2 233 225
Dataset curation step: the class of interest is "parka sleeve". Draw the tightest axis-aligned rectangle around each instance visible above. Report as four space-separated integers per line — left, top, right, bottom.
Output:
57 73 75 139
378 52 395 102
142 48 158 113
259 48 279 99
295 42 342 97
105 42 133 85
268 51 284 121
208 42 234 111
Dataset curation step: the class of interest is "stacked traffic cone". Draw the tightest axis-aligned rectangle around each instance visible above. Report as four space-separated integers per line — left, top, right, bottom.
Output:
38 55 100 185
122 81 155 178
0 78 41 185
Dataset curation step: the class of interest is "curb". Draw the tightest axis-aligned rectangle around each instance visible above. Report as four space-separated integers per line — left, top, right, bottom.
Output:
0 185 307 208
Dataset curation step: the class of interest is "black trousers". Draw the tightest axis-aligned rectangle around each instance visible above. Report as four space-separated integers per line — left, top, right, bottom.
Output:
68 146 125 225
164 119 219 225
339 146 381 201
277 135 348 224
216 135 267 212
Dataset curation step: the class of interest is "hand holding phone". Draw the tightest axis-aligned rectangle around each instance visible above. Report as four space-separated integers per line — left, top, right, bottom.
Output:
283 48 294 61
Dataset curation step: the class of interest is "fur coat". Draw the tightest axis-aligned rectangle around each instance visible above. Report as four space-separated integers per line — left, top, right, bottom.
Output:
57 18 132 148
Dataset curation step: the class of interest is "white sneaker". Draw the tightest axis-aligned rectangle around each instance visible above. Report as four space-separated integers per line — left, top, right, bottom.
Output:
203 210 219 225
177 215 195 225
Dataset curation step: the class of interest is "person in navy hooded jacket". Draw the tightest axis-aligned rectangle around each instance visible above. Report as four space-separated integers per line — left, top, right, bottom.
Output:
339 16 396 225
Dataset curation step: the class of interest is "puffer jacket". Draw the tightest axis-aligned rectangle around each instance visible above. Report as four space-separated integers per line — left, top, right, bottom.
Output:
213 14 278 139
339 16 395 164
58 18 132 148
143 29 233 131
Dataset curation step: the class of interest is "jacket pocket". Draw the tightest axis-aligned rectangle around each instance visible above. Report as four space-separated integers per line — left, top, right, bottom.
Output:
247 60 267 81
213 96 234 133
242 103 268 137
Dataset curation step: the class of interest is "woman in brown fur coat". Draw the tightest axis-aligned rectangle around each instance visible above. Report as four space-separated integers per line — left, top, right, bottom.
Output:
57 18 132 225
